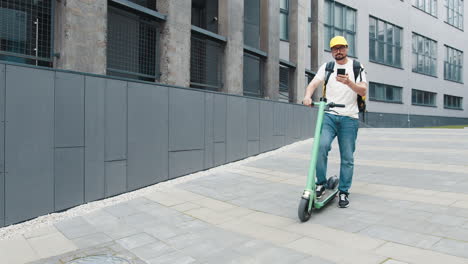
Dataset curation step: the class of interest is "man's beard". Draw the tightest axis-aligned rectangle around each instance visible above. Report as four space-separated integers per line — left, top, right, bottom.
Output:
335 54 347 61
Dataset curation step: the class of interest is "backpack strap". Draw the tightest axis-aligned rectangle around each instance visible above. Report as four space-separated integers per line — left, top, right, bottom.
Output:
353 59 363 82
324 61 335 86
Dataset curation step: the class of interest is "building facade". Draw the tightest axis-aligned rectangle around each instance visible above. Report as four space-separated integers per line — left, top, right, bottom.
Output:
0 0 467 127
312 0 468 127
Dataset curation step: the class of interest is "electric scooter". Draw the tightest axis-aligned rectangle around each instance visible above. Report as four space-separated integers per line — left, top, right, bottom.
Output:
298 98 345 222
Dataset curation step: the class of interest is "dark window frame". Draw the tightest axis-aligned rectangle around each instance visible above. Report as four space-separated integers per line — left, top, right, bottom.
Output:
369 16 403 68
444 94 463 109
369 82 403 104
444 44 463 83
411 88 437 107
412 32 438 77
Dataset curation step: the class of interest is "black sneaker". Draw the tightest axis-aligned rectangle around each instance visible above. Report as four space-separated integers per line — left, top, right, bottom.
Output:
316 185 325 198
338 192 349 208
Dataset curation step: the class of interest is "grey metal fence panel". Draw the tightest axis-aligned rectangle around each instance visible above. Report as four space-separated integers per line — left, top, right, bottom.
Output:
285 104 295 145
260 100 274 152
169 88 205 151
273 103 287 148
0 64 4 227
54 148 84 211
84 77 106 202
213 93 226 166
247 99 260 156
127 83 168 191
226 96 248 162
0 64 4 172
105 79 127 161
169 150 205 179
204 93 214 169
105 160 127 197
55 72 85 148
0 171 3 227
247 99 260 141
5 65 54 225
214 142 226 167
213 94 226 143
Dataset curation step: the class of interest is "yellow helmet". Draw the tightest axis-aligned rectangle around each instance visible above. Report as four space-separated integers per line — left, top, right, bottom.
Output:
329 36 348 48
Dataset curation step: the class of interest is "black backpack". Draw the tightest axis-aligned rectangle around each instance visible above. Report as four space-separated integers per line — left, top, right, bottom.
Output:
324 60 366 113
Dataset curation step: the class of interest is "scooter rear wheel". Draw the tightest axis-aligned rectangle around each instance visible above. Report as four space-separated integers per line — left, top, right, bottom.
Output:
298 197 312 222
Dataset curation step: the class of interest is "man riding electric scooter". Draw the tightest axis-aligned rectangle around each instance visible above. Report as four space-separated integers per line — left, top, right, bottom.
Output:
302 36 368 209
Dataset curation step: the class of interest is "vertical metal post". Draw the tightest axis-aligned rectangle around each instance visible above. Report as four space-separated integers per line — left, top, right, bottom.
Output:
34 18 39 65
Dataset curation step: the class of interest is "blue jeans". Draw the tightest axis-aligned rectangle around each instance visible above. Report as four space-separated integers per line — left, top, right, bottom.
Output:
316 113 359 194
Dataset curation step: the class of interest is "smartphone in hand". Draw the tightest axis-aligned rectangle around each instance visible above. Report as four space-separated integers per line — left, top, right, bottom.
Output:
337 68 346 75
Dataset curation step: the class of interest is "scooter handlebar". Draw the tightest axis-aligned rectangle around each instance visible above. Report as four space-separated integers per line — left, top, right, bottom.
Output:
328 102 345 108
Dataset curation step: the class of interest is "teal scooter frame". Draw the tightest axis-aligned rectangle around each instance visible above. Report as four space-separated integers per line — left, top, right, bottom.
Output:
298 98 345 222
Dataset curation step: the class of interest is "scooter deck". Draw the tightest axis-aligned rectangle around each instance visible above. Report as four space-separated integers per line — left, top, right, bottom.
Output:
315 187 339 209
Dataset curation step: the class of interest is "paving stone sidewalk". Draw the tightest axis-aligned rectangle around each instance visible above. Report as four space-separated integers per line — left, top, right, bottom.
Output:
1 128 468 264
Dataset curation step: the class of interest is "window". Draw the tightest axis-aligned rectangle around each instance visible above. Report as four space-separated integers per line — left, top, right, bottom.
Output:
369 82 403 103
280 0 289 41
412 89 437 106
324 0 357 56
243 53 262 97
444 94 463 109
244 0 260 48
445 0 464 29
444 45 463 82
369 16 402 67
0 0 53 67
279 65 290 102
190 33 224 91
413 0 438 16
412 33 437 76
192 0 218 33
107 6 160 81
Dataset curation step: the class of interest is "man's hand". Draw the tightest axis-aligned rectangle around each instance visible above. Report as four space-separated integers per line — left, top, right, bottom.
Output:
336 74 351 86
302 97 313 107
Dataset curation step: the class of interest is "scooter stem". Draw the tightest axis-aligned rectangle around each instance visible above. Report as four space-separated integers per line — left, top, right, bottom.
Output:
305 101 326 199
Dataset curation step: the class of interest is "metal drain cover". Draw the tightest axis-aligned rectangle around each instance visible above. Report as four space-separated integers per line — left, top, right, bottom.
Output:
65 255 131 264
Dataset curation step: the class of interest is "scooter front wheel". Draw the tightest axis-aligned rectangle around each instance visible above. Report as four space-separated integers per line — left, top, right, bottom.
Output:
298 197 312 222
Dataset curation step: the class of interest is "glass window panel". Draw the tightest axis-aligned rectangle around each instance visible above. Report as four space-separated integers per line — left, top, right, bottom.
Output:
376 85 385 99
346 9 355 31
325 1 332 24
412 53 418 71
394 28 401 46
378 42 385 62
387 44 394 65
395 47 402 67
386 86 394 101
387 24 393 44
417 55 424 72
369 83 376 98
370 39 376 61
369 17 376 38
417 36 423 53
280 13 288 40
378 20 385 41
334 5 343 28
346 33 355 54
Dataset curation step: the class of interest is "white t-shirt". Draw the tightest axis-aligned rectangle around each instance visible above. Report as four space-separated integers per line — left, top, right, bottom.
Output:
314 59 367 119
